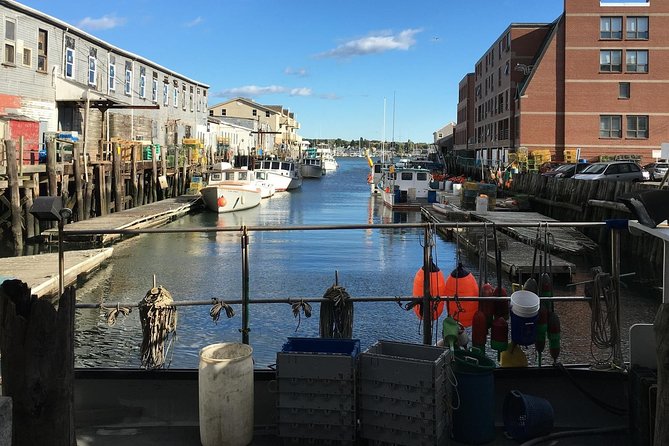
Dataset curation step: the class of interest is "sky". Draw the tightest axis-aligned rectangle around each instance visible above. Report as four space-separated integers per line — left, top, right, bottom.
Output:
17 0 568 143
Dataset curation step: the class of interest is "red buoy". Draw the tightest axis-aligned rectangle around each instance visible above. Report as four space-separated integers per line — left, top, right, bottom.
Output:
444 263 479 327
472 310 488 349
412 262 447 320
479 282 495 327
491 316 508 353
548 311 561 362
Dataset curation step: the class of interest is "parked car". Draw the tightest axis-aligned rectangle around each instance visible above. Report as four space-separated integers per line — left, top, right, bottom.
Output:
572 161 647 182
542 163 590 178
644 161 669 181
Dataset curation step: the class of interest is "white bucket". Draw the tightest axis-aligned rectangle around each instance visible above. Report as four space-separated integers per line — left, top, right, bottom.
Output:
510 291 540 318
476 195 489 213
199 343 254 446
452 183 462 194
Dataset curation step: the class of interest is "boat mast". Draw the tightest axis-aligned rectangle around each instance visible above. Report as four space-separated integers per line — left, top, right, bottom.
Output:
382 97 386 163
391 91 396 159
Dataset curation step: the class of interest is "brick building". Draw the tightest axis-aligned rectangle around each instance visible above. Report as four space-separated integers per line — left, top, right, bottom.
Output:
457 0 665 167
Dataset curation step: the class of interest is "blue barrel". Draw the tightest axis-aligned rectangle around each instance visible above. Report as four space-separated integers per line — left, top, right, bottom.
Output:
503 390 554 441
452 349 496 444
427 190 437 203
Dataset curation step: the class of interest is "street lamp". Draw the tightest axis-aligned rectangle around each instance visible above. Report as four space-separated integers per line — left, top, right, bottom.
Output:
29 196 73 297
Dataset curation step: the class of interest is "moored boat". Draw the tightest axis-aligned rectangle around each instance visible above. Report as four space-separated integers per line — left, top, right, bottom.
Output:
300 157 324 178
200 183 262 213
254 159 303 191
381 166 438 210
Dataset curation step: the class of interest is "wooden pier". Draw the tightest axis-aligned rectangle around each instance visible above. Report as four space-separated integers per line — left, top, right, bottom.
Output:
423 205 576 283
0 248 113 298
42 196 201 244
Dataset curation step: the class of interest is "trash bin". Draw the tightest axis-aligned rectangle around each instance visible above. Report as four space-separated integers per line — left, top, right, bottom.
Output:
199 343 254 446
452 348 496 444
503 390 554 441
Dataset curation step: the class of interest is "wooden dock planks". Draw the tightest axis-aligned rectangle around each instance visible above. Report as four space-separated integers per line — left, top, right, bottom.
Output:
0 248 113 298
42 196 201 244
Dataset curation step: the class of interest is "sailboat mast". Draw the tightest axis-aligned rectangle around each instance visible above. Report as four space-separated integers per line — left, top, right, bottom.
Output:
392 91 396 157
382 97 386 162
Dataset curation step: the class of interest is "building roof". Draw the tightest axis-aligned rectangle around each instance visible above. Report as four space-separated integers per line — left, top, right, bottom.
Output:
208 97 279 115
0 0 208 88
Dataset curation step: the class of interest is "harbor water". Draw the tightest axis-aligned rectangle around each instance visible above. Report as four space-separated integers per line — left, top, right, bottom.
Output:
74 158 659 368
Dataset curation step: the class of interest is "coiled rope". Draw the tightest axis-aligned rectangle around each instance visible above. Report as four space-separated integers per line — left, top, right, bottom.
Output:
589 268 622 368
139 286 178 370
291 299 312 331
101 303 132 326
319 284 354 338
209 298 235 322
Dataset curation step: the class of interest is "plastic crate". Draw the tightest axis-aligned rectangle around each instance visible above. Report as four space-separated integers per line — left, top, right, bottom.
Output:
277 338 360 445
358 341 451 446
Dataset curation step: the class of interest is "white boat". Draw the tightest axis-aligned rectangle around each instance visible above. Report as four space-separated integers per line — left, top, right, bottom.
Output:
300 158 324 178
369 161 395 194
200 183 261 213
381 167 437 209
254 159 303 191
205 163 275 198
317 146 338 172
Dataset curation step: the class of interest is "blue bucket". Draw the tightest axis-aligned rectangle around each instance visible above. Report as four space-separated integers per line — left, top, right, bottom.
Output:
503 390 554 441
510 291 540 346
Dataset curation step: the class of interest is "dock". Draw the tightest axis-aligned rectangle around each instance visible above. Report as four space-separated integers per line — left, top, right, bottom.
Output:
0 248 113 298
423 205 576 283
42 196 201 244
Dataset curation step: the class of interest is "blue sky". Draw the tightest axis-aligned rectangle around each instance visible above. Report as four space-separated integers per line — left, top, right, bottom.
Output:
19 0 566 142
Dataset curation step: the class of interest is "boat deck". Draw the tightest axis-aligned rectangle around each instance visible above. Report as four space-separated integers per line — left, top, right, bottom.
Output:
0 248 113 298
41 196 201 245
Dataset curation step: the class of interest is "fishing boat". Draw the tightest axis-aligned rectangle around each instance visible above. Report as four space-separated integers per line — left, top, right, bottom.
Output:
199 164 263 213
204 163 275 199
381 166 438 210
317 145 338 172
299 157 324 178
254 159 303 191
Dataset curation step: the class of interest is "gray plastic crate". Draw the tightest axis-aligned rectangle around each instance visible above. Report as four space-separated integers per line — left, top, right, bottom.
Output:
358 341 451 446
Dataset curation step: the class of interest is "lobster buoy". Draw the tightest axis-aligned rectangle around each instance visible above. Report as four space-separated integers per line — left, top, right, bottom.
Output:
472 309 488 349
217 196 227 208
548 311 561 363
479 282 495 327
493 284 509 320
412 262 447 320
491 316 508 357
535 306 549 366
444 263 479 327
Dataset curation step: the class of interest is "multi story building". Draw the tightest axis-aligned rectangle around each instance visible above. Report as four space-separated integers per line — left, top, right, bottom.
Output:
454 73 475 153
0 0 208 161
461 0 665 167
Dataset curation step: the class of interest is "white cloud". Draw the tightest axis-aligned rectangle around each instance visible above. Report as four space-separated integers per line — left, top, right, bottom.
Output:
284 67 308 77
317 28 422 59
76 14 126 31
185 17 204 27
214 85 313 98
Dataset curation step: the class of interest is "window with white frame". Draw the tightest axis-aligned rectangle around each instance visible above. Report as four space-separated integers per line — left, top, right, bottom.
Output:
600 17 622 39
4 18 16 65
125 68 132 95
109 63 116 92
37 29 47 72
600 115 622 138
163 83 168 106
626 50 648 73
22 47 32 67
600 50 622 72
139 72 146 98
88 56 96 86
196 88 200 112
152 78 158 102
627 115 648 139
627 17 649 40
64 48 77 78
173 86 178 107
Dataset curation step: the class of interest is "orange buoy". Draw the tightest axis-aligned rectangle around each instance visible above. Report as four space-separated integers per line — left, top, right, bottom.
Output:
444 263 480 327
217 195 227 208
412 262 447 320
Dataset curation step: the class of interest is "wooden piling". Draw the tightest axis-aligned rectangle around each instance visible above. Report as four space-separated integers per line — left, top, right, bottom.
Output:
5 140 23 254
73 142 84 221
46 139 58 197
112 142 123 212
105 165 113 213
151 145 158 203
25 186 35 240
138 170 145 206
0 280 75 446
96 164 107 216
130 144 138 207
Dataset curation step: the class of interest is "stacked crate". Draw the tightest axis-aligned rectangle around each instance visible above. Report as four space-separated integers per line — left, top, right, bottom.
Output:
358 341 451 446
564 149 577 163
276 337 360 445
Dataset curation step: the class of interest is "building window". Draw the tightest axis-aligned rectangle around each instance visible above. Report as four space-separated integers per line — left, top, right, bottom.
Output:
151 78 158 102
63 47 75 78
600 17 622 39
600 115 622 138
22 47 31 67
173 86 178 107
88 56 96 86
619 82 630 99
626 50 648 73
266 111 270 118
600 50 622 72
108 63 116 92
221 109 226 116
196 88 201 112
182 85 186 111
627 115 648 139
37 29 47 72
3 18 16 65
252 109 257 117
124 69 132 95
139 71 146 98
627 17 649 40
163 84 168 106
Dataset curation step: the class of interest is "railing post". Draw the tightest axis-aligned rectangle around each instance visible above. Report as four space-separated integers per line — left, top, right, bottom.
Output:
610 226 623 366
422 224 432 345
241 226 250 344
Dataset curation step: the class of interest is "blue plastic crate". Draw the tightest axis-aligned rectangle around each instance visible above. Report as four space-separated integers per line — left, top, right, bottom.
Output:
281 337 360 357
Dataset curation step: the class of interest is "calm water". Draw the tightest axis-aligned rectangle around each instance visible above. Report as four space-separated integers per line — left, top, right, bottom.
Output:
74 158 659 368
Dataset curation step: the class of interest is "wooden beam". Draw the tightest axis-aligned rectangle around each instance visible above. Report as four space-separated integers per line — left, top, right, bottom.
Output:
5 140 23 254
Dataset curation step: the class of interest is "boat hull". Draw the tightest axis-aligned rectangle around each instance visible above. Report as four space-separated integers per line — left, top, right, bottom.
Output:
200 185 261 213
300 164 323 178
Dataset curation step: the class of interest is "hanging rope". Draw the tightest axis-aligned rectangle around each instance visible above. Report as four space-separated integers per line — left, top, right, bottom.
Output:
589 268 622 368
138 286 178 370
101 303 132 326
319 284 354 339
291 299 312 331
209 298 235 323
